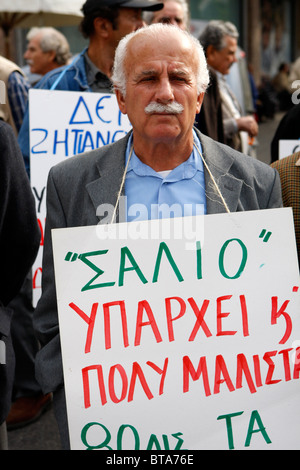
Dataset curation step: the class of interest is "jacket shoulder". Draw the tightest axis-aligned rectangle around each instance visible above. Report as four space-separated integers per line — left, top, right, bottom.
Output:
271 152 300 170
198 130 275 178
34 53 85 90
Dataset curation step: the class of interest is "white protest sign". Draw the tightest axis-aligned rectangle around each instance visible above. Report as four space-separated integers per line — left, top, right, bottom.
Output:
29 88 131 305
279 139 300 159
52 208 300 450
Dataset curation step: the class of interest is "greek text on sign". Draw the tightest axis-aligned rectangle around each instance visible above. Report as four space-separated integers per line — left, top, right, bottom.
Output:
52 208 300 450
29 89 131 305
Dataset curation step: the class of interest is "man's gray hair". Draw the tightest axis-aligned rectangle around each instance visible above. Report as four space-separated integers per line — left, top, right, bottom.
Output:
143 0 189 28
112 23 209 96
199 20 239 54
27 27 71 65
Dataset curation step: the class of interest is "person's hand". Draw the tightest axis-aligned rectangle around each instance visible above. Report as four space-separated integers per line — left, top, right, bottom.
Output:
236 116 258 137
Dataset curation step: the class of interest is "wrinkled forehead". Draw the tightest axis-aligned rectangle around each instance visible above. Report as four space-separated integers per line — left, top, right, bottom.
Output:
125 30 195 71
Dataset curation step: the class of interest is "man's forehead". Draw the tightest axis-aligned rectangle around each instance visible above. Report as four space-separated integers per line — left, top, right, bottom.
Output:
128 30 191 54
224 34 238 50
127 34 193 68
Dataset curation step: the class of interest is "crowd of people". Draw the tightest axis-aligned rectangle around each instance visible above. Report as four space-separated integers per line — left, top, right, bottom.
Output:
0 0 299 450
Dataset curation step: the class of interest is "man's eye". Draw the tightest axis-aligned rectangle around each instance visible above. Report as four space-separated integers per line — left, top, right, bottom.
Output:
171 76 187 83
141 76 156 82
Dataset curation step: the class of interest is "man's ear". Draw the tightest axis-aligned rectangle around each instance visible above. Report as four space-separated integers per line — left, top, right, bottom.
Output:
196 92 205 114
206 44 215 59
206 44 218 68
115 88 127 114
47 50 57 64
93 17 112 38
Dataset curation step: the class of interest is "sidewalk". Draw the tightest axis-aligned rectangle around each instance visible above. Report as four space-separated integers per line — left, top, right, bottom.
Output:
7 404 61 450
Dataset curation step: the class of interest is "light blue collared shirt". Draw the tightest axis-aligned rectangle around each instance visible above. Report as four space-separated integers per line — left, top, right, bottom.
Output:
124 130 206 222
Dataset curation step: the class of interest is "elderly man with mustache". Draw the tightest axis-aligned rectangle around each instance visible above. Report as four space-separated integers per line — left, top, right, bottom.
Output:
33 24 282 449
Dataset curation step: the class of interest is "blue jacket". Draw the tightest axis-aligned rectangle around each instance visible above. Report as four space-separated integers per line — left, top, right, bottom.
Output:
18 50 92 175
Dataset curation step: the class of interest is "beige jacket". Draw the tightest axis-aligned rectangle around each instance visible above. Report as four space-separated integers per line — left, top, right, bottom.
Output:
0 56 25 134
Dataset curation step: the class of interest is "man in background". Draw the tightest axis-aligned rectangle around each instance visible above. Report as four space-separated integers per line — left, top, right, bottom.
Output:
143 0 188 30
24 27 71 79
199 20 258 153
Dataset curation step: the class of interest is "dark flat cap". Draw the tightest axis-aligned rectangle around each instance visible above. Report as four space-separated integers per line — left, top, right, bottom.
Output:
82 0 164 13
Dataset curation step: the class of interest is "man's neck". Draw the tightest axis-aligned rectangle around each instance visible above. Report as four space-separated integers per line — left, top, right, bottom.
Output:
132 135 194 172
86 44 114 78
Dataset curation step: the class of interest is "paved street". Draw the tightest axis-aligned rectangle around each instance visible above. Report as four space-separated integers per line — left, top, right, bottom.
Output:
8 404 61 450
7 112 284 451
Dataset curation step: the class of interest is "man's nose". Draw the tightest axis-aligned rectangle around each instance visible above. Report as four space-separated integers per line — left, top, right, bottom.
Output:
155 77 174 102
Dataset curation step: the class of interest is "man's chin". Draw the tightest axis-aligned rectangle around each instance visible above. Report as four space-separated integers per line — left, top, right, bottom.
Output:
149 127 181 142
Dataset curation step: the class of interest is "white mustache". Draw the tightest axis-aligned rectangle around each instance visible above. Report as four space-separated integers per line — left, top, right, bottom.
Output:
144 101 184 114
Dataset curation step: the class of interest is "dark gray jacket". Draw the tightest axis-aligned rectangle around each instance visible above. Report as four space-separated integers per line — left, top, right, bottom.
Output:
0 121 40 424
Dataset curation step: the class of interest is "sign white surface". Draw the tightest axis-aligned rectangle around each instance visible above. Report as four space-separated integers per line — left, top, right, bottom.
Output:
52 208 300 450
279 139 300 159
29 88 131 305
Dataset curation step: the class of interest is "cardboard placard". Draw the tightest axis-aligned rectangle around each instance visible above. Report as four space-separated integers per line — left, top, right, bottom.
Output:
52 208 300 450
29 89 131 305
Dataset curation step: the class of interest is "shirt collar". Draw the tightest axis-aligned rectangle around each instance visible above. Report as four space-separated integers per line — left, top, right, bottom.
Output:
84 51 112 90
125 130 204 182
214 70 232 92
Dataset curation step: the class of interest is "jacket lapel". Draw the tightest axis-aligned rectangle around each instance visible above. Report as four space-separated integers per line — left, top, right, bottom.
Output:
198 132 244 214
85 134 130 223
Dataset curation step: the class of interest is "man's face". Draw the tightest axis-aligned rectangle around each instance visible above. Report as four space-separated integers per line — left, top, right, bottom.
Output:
116 30 204 147
111 8 145 46
206 35 237 75
151 1 186 30
24 34 55 75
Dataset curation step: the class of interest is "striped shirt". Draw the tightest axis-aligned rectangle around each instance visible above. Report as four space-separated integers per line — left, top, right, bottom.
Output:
7 71 30 131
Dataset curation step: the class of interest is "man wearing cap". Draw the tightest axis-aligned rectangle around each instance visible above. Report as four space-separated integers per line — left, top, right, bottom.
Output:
34 24 282 449
18 0 163 176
